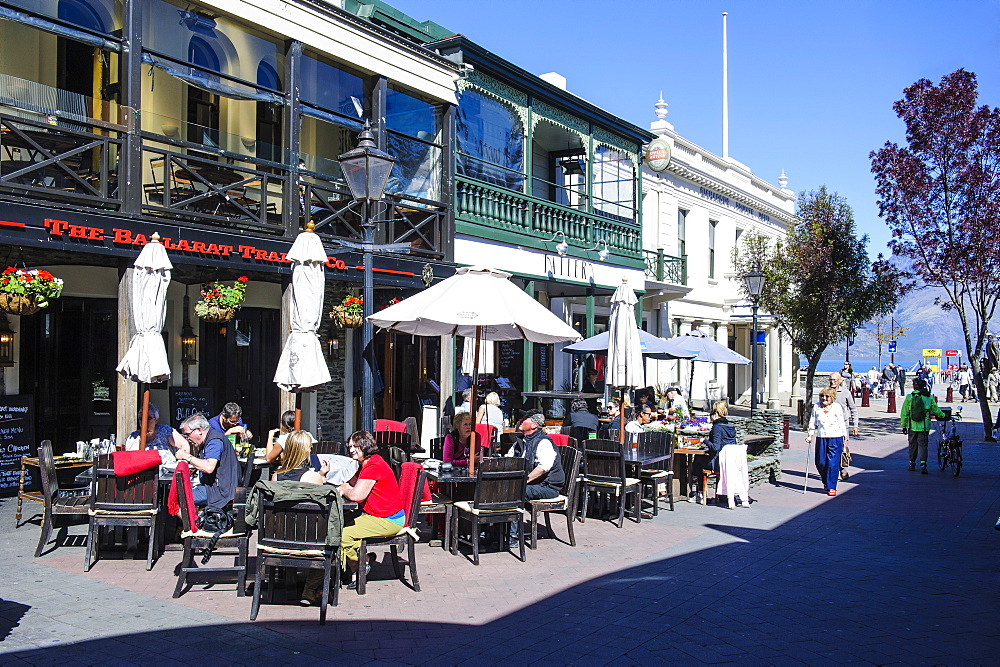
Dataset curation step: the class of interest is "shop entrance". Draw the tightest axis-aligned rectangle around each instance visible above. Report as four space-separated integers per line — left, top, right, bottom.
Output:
20 297 118 447
198 307 280 443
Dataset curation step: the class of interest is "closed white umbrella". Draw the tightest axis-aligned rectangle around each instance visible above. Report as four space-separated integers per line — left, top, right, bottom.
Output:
606 279 644 389
369 266 581 473
274 224 332 393
461 335 495 375
116 233 172 385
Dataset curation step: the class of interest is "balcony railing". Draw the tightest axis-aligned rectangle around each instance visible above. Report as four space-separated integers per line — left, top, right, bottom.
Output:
0 113 121 209
643 249 687 285
455 175 641 258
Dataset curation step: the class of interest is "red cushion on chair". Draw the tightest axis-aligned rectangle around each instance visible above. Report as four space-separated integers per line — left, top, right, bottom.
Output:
167 461 199 530
398 462 423 525
374 419 407 433
548 433 570 447
112 449 161 476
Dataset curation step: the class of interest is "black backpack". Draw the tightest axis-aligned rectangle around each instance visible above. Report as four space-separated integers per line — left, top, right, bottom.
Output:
196 506 236 563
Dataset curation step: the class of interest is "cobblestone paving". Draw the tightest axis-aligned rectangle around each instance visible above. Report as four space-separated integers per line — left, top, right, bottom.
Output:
2 396 999 664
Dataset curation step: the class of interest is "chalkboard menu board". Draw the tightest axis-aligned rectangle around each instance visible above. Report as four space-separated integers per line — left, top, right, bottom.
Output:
0 395 35 497
169 387 215 427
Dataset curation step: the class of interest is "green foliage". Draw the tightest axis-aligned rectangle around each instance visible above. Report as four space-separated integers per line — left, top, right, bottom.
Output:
194 276 247 317
733 187 903 410
0 267 64 308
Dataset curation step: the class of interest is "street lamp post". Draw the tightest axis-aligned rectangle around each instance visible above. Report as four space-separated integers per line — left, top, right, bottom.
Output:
743 269 765 412
338 122 396 432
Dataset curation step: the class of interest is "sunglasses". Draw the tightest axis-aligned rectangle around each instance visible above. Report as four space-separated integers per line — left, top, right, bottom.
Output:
179 428 200 439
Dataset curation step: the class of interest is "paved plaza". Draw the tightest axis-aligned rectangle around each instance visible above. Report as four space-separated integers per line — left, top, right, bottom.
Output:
2 396 1000 664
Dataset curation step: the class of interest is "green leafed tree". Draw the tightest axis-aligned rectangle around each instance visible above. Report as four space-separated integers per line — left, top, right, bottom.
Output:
870 69 1000 440
733 187 905 422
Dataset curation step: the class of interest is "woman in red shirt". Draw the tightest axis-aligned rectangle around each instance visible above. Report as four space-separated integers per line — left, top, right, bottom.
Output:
337 430 404 589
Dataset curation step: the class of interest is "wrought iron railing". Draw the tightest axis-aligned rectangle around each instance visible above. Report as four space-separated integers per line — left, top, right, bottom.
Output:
643 249 687 284
455 175 641 256
0 113 121 209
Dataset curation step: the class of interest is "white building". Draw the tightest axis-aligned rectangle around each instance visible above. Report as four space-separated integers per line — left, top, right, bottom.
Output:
639 97 800 410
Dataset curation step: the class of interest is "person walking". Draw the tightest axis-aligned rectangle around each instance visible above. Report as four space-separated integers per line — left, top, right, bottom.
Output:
806 387 847 496
957 364 973 402
987 367 1000 403
900 378 946 474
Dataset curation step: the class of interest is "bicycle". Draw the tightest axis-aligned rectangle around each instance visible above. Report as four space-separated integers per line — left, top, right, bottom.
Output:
936 406 963 477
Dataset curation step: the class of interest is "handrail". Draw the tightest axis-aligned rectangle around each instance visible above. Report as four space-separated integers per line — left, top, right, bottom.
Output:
643 249 687 284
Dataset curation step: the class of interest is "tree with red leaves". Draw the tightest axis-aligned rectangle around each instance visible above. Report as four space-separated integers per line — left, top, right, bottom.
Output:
871 69 1000 440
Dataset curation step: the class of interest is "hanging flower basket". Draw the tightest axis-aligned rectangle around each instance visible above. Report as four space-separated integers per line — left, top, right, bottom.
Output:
0 267 63 315
194 277 247 323
329 305 363 328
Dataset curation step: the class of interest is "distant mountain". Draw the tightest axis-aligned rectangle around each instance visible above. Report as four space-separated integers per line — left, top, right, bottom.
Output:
821 284 993 368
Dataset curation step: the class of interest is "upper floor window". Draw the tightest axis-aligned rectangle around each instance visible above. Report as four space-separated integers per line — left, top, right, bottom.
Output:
385 86 443 202
7 0 120 35
455 87 524 191
709 220 717 278
300 53 365 120
592 146 635 222
678 209 688 258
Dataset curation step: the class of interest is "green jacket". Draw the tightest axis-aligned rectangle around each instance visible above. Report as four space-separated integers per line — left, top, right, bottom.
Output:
900 392 946 432
245 480 343 547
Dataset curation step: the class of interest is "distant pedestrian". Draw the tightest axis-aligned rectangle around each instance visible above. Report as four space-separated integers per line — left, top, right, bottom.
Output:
807 387 847 496
896 365 907 395
867 367 881 398
988 368 1000 403
828 373 859 438
882 364 897 396
900 378 945 474
957 365 973 402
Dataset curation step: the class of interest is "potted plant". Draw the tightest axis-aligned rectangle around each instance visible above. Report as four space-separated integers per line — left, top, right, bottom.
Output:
329 295 363 328
194 276 248 322
0 267 64 315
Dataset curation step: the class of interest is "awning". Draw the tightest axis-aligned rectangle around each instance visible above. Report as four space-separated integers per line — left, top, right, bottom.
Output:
141 53 283 104
0 5 119 51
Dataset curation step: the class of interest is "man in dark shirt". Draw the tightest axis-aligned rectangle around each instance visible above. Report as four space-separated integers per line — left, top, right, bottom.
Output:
177 413 240 509
208 402 253 444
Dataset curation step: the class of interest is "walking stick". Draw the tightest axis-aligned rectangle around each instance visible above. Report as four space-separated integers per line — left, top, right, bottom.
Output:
803 437 811 494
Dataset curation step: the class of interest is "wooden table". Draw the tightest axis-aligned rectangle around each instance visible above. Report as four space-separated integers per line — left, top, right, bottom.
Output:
674 445 709 498
16 455 92 525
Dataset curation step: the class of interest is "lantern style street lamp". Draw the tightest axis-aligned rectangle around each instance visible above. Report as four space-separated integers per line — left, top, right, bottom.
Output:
742 269 765 412
338 122 396 432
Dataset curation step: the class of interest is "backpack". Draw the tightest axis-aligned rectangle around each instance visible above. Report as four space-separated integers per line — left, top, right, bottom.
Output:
196 506 236 563
909 393 928 422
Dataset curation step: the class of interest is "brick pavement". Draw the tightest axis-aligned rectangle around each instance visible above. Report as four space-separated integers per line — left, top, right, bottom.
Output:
3 394 1000 664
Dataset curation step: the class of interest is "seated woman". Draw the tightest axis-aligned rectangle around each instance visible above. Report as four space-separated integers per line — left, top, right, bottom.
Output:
264 410 297 464
564 398 598 432
270 430 328 484
476 391 505 439
443 412 484 465
124 404 187 460
337 431 406 590
708 401 748 508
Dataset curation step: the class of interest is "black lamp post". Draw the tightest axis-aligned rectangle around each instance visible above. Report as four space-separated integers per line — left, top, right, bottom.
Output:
338 122 396 432
743 269 765 412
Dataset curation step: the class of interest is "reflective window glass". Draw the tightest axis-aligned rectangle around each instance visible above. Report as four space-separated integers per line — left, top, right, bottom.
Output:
300 54 365 120
456 88 524 190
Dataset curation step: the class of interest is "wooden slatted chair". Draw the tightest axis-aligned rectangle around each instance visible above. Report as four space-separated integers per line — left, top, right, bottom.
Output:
526 445 581 549
374 419 407 433
374 430 413 456
387 446 410 480
34 440 90 557
250 497 339 624
355 462 426 595
581 438 641 528
637 431 675 516
450 457 529 565
85 454 159 571
172 470 250 599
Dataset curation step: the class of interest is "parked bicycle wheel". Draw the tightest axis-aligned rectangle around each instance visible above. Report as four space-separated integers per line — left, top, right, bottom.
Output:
952 444 962 477
937 438 948 470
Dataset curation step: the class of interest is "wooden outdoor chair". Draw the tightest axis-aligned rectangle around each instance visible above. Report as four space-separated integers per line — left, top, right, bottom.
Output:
34 440 90 557
374 419 407 433
526 445 581 549
451 457 529 565
85 454 159 571
581 438 641 528
428 436 444 460
172 471 250 599
355 462 426 595
387 446 410 480
374 430 413 454
313 440 345 456
250 497 339 624
637 431 675 516
562 425 594 447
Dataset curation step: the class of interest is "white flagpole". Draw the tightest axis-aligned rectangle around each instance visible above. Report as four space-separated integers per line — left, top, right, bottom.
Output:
722 12 729 159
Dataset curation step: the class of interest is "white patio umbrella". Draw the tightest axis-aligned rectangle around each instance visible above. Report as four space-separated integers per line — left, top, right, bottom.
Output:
116 233 172 385
274 223 332 393
115 232 172 450
605 279 644 443
369 266 582 473
659 329 750 407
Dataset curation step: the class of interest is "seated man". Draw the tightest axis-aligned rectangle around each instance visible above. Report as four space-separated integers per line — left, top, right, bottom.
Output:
124 403 187 457
209 402 253 444
176 414 241 509
505 413 565 501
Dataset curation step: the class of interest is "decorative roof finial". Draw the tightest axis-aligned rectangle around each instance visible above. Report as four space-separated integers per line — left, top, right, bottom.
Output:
654 93 669 121
778 169 788 190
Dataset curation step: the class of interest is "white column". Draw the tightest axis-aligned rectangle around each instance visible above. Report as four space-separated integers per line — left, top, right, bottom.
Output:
767 324 781 409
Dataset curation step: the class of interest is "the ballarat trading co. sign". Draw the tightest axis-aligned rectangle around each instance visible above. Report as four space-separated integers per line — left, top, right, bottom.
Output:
0 396 35 497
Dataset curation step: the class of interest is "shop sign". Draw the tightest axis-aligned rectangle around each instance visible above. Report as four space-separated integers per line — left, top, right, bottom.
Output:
544 254 595 282
945 349 959 356
921 348 942 357
0 395 35 497
644 138 672 172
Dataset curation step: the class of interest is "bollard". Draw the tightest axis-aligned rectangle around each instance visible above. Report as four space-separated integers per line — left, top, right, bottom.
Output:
946 386 953 403
862 385 870 407
887 389 896 413
782 415 791 449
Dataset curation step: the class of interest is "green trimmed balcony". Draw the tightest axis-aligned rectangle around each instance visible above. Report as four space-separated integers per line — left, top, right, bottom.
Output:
455 175 644 268
643 249 687 285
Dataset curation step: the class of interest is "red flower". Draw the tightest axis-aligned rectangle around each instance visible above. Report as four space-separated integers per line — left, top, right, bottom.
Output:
2 267 15 275
237 276 248 282
37 270 54 281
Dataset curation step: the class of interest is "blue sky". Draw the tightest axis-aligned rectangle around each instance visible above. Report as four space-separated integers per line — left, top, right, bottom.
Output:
387 0 1000 259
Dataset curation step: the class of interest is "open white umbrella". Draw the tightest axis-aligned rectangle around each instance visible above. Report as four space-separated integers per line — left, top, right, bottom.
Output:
274 223 332 393
370 266 582 472
659 329 751 406
116 233 172 385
